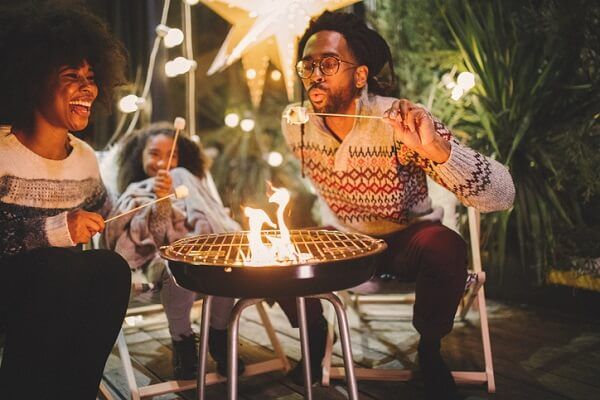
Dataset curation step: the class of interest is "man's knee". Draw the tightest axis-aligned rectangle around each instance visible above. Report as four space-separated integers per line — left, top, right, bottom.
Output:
420 226 468 276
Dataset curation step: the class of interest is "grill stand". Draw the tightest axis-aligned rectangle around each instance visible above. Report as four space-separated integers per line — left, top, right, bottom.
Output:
195 293 359 400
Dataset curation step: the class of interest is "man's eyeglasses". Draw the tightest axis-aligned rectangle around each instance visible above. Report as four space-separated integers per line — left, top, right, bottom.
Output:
295 56 358 79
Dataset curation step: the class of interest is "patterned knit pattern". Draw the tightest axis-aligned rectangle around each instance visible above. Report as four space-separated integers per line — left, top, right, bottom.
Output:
0 127 111 258
281 90 515 236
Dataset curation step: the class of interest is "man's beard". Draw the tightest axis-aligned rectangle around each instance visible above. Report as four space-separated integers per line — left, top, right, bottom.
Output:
310 84 360 114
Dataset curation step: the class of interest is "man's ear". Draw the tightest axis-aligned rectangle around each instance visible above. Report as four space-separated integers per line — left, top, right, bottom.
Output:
355 65 369 89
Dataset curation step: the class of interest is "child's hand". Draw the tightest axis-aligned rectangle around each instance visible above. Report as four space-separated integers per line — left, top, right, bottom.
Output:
153 168 173 198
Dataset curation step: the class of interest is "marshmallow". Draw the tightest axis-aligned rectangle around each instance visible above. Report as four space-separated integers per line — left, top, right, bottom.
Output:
284 106 309 125
174 117 186 130
174 184 189 199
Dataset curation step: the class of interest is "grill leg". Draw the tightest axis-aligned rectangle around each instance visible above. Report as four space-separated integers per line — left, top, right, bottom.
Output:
197 295 212 400
311 293 359 400
228 298 262 400
296 297 313 400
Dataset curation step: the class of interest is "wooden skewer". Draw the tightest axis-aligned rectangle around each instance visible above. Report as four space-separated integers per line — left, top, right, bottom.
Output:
105 185 189 224
309 112 383 120
166 117 186 171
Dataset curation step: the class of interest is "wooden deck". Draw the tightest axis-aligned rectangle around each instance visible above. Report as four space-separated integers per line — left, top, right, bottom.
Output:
99 299 600 400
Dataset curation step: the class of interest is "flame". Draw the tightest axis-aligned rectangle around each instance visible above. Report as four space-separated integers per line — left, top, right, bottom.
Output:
243 186 310 266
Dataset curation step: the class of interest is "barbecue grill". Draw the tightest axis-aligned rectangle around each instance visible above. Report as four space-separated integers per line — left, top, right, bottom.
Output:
160 229 387 400
162 229 387 298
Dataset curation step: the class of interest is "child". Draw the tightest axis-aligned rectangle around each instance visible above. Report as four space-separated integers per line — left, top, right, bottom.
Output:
104 122 243 379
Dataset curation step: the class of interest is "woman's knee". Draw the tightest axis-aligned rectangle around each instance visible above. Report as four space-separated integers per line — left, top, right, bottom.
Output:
82 249 132 288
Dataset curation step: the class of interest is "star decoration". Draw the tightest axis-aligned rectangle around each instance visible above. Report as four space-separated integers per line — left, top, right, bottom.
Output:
200 0 360 108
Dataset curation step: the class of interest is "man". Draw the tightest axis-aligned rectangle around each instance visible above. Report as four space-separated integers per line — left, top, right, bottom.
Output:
278 11 515 400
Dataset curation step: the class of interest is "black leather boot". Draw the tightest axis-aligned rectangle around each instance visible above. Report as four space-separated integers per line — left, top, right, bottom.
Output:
208 327 246 376
418 338 461 400
172 333 198 380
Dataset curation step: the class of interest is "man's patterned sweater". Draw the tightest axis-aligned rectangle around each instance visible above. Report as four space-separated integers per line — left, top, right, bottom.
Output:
281 90 515 236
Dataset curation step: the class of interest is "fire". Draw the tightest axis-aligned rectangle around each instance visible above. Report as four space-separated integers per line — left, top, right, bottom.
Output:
243 186 311 266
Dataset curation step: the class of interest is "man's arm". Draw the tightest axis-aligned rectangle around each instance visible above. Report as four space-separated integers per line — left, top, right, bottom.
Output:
385 100 515 212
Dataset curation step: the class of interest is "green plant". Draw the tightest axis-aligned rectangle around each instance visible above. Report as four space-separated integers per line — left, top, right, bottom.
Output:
440 0 600 285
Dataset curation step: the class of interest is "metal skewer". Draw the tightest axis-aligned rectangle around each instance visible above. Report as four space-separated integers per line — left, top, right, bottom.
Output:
166 117 186 171
104 185 189 223
309 112 383 120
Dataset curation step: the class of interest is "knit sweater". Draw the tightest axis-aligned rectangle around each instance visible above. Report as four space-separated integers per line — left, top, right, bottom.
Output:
0 126 112 258
281 89 515 236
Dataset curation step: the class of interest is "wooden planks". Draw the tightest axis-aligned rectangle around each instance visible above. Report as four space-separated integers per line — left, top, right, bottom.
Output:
96 299 600 400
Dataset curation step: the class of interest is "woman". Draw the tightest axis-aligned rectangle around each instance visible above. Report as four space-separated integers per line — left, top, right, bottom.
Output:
104 122 244 379
0 3 130 399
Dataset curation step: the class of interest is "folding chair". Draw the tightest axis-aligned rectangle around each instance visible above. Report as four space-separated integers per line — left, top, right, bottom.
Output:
321 207 496 393
116 299 290 399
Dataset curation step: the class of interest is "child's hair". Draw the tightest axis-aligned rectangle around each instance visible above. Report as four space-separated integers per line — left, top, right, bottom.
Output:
116 121 208 193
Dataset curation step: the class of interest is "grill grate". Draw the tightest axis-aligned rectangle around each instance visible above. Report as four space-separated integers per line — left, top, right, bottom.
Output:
160 229 385 267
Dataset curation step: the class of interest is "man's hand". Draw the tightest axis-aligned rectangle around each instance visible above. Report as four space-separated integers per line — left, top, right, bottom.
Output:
383 99 451 163
153 161 173 199
67 209 105 244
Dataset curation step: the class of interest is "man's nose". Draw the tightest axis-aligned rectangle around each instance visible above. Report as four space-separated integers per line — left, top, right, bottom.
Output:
310 68 325 85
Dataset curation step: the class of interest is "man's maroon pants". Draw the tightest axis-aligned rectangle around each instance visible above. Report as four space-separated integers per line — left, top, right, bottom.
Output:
276 221 468 340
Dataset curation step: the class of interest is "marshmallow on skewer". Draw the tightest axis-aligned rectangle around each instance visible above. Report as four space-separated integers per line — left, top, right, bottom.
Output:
105 184 189 223
173 117 186 130
284 106 383 125
174 184 189 199
284 106 310 125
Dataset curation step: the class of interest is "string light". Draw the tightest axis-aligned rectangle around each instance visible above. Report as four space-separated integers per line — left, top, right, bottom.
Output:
270 69 282 81
118 94 143 113
451 86 464 101
155 24 184 48
267 151 283 167
224 113 240 127
457 71 475 90
165 57 197 77
163 28 184 48
240 118 255 132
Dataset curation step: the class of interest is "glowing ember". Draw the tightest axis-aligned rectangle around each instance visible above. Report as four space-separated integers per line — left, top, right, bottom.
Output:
243 186 311 266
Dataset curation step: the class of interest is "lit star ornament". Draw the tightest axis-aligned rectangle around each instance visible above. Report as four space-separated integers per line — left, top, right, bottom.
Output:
200 0 359 108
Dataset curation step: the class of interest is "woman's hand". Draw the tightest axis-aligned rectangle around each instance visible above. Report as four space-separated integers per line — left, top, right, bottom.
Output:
383 99 451 163
153 162 173 199
67 209 105 244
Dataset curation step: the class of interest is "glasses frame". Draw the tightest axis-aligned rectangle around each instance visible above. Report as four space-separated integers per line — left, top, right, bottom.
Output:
295 55 358 79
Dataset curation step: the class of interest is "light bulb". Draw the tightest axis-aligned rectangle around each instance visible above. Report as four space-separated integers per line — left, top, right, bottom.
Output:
165 60 178 77
118 94 139 113
240 118 255 132
165 57 196 77
451 86 464 101
163 28 184 48
184 0 199 5
246 69 257 79
267 151 283 167
224 113 240 127
457 71 475 90
270 69 282 81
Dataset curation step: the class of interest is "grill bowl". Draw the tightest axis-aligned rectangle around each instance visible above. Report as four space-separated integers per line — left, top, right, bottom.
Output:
161 229 387 298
